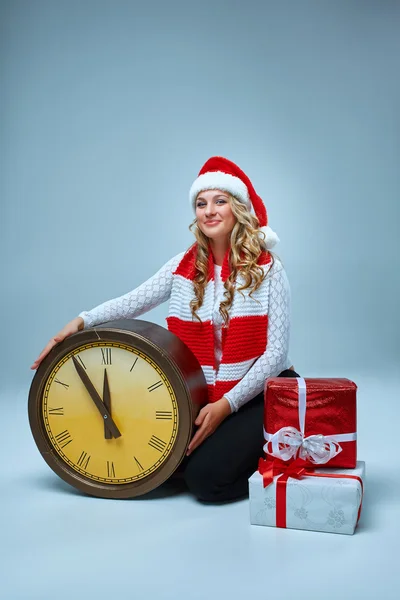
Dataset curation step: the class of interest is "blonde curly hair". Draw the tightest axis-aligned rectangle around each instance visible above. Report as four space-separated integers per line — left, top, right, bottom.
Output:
188 193 279 326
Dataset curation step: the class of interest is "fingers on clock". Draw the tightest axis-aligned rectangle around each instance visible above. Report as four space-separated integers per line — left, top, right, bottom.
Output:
195 406 208 426
31 337 61 369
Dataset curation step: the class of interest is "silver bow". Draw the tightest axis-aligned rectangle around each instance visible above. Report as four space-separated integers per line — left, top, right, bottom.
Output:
264 426 343 465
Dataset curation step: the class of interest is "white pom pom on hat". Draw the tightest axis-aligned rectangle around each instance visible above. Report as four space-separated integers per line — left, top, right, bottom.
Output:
189 156 279 249
258 225 280 248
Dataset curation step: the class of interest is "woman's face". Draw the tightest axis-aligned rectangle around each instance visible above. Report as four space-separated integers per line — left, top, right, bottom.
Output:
195 189 237 240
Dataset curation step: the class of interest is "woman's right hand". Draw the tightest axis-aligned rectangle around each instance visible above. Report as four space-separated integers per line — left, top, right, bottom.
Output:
30 317 84 371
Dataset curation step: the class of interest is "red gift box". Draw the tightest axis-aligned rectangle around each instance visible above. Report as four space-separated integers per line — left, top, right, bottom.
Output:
263 377 357 468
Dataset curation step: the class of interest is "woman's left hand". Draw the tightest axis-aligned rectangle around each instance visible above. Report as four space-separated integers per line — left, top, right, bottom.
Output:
186 397 232 456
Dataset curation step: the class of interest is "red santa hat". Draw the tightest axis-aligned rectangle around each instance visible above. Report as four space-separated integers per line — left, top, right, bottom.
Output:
189 156 279 249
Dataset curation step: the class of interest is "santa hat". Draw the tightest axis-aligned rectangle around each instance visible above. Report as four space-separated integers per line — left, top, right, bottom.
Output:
189 156 279 249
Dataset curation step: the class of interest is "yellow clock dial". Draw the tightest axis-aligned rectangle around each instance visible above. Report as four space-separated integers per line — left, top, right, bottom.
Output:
42 342 179 484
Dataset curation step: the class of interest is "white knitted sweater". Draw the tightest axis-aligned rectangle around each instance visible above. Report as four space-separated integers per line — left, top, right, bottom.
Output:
78 252 292 412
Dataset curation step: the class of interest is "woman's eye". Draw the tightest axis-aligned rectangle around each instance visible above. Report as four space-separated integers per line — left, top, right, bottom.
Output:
196 200 226 207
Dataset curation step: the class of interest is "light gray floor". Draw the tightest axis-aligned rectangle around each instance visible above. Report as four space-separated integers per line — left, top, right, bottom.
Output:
3 371 400 600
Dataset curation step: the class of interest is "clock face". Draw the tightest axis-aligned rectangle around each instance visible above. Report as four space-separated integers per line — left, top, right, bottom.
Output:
41 342 179 484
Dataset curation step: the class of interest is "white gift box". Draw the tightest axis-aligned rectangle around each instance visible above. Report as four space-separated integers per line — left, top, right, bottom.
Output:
249 460 365 535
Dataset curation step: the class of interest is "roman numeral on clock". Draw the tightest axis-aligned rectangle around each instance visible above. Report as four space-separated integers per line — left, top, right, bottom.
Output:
101 348 112 365
130 357 138 372
77 451 91 470
148 435 167 453
134 456 144 471
155 411 172 420
148 380 163 393
74 355 86 370
107 461 116 478
49 407 64 416
55 429 73 448
54 379 69 390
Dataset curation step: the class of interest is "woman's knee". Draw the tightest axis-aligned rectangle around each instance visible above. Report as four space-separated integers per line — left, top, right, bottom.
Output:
279 368 300 378
183 448 240 503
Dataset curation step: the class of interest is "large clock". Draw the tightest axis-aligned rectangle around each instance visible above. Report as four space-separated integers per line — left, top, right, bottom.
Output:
28 319 208 498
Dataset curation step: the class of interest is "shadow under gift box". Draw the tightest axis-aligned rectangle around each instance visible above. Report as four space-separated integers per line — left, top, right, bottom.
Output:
249 461 365 535
264 377 357 469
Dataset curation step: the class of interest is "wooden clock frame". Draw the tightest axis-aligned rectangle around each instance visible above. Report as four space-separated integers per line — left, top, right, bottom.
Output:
28 319 208 499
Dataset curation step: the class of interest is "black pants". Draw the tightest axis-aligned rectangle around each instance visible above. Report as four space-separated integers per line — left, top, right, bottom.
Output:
178 369 300 503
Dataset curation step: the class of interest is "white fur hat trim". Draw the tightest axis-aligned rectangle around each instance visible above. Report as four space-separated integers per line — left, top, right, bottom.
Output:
189 171 251 209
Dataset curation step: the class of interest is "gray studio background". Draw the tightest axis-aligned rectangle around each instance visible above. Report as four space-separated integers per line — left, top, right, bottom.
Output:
1 2 400 600
2 0 399 393
2 0 399 389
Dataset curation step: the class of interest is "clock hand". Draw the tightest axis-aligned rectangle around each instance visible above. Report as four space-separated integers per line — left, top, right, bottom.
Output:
71 356 121 438
103 368 112 440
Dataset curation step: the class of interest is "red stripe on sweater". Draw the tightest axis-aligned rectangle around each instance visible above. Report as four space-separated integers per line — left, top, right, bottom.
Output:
207 384 215 403
166 316 215 366
221 326 228 348
173 244 216 281
172 245 201 281
173 244 272 282
258 252 273 266
214 379 242 402
221 315 268 363
208 380 242 403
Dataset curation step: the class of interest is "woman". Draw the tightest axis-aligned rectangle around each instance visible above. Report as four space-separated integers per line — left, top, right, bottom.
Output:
31 156 300 503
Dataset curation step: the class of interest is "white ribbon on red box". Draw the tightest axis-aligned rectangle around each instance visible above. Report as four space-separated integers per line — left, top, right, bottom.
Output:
263 377 357 465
